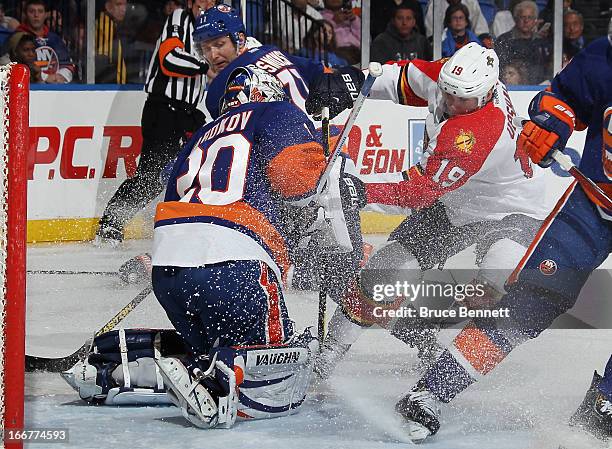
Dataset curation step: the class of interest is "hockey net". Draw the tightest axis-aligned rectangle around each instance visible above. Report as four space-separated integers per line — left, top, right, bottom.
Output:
0 64 29 448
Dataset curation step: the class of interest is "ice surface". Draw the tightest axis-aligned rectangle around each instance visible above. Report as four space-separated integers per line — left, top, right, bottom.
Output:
24 237 612 449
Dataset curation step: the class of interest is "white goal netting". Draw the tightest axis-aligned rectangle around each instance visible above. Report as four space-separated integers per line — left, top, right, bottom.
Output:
0 63 12 440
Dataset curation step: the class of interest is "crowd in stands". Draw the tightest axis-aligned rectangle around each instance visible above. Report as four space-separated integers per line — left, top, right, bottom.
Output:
0 0 608 85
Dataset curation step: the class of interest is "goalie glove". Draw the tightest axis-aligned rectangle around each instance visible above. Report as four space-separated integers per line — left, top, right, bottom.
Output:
518 91 576 168
305 66 365 120
303 157 365 253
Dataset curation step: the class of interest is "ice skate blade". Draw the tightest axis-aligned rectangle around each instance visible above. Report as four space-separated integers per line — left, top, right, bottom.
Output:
403 421 432 444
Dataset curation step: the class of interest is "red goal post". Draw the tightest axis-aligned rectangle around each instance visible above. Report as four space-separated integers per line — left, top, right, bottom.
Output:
0 64 29 449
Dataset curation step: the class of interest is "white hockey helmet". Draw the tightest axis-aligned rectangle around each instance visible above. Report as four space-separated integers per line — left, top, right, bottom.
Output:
220 64 287 114
438 43 499 109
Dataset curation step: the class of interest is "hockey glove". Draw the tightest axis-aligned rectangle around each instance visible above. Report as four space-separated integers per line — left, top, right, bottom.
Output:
305 66 365 120
518 91 575 168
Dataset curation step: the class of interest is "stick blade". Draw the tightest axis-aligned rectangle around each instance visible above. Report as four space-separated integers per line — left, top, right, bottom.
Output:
25 351 83 372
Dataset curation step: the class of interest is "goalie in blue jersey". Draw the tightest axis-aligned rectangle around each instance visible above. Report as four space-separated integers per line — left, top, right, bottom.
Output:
62 65 366 429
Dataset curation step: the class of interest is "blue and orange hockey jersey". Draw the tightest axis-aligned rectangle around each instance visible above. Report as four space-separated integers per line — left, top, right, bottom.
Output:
205 45 324 119
152 100 326 281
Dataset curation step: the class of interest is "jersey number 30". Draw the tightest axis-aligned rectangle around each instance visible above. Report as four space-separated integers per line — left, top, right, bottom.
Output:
176 133 251 205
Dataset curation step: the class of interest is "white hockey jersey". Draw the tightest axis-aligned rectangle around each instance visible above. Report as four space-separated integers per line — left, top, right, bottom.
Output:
366 60 553 226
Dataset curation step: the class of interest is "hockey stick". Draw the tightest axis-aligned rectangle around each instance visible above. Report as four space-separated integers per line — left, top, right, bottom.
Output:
550 150 612 209
514 117 612 209
27 269 117 276
315 62 383 195
318 106 331 345
25 284 153 372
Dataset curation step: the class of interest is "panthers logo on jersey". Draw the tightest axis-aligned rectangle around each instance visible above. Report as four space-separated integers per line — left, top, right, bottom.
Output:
454 130 475 154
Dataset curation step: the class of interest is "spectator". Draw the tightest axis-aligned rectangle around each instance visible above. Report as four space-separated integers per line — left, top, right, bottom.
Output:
0 3 19 31
163 0 183 16
136 0 190 46
275 0 323 53
491 9 514 37
425 0 489 38
563 9 585 52
95 0 128 83
1 32 42 82
539 0 577 26
0 4 14 48
441 3 481 56
371 0 426 40
321 0 361 63
16 0 74 83
479 32 494 48
297 20 348 67
496 0 552 83
500 58 528 84
370 3 431 63
308 0 324 8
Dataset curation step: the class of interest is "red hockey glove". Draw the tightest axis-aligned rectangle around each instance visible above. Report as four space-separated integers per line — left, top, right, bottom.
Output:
518 91 576 167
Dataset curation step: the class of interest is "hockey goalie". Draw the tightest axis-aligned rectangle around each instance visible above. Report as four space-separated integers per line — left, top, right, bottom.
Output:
62 64 364 429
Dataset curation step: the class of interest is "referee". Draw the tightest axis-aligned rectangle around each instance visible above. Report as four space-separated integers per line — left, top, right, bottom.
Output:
95 0 213 245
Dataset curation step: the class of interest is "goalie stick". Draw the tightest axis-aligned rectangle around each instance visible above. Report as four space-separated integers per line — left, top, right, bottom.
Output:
25 284 153 372
318 106 331 345
513 117 612 210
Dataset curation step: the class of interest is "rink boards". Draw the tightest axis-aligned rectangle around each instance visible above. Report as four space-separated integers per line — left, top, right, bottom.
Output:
26 86 583 241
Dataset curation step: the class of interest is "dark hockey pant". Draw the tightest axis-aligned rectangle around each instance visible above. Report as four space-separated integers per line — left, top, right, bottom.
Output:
419 182 612 402
152 260 294 357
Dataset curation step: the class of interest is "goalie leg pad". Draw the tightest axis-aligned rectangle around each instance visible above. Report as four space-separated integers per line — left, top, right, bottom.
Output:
215 328 317 420
61 328 186 405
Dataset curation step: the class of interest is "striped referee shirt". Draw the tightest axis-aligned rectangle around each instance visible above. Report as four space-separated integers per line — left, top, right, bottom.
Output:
145 8 208 106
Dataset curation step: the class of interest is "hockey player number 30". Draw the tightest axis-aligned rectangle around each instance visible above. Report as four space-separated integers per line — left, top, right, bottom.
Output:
177 133 251 205
432 159 466 187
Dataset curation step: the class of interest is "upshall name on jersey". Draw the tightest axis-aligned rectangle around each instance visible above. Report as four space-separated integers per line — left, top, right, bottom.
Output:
253 50 295 74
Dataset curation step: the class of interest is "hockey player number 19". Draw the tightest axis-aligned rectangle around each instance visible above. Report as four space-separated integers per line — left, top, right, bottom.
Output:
432 159 466 187
177 133 251 205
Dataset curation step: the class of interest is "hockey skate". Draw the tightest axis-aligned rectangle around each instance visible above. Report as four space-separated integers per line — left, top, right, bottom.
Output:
155 357 219 429
395 380 441 443
568 371 612 441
